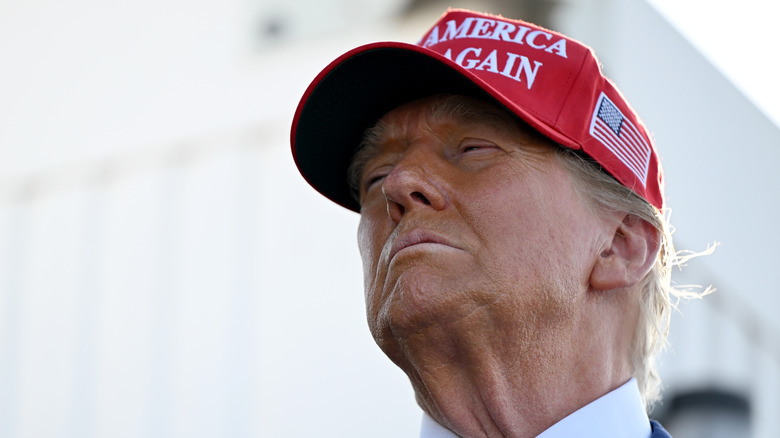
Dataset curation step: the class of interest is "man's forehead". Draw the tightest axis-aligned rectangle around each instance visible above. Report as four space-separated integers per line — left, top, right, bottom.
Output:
368 95 528 146
351 95 518 166
391 95 518 128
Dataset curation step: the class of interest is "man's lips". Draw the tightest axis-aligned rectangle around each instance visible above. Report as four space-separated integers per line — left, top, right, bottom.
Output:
388 229 456 261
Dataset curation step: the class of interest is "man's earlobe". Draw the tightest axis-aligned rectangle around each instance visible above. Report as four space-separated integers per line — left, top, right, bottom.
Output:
590 214 660 291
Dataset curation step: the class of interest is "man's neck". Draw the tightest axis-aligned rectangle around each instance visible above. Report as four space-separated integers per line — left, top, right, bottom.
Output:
412 366 626 438
394 315 633 437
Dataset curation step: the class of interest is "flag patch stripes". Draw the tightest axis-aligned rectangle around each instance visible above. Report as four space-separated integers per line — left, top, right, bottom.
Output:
589 93 651 186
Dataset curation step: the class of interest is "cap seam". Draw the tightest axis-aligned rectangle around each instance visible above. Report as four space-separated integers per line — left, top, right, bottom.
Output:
552 50 591 145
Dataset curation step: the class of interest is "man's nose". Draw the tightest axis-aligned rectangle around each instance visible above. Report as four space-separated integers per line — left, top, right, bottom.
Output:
381 153 448 223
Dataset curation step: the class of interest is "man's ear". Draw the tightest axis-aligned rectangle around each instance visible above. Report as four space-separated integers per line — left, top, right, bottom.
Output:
590 214 661 291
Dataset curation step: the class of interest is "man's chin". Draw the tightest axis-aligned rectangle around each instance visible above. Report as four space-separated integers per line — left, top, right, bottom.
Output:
373 276 482 339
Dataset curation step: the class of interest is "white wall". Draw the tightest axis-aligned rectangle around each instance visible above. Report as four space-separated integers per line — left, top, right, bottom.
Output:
1 0 421 436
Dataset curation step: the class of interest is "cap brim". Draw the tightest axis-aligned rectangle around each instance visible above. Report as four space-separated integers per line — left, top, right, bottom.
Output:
290 41 574 212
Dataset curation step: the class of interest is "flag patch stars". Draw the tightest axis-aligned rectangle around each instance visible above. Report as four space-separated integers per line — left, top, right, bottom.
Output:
589 93 651 186
597 97 623 135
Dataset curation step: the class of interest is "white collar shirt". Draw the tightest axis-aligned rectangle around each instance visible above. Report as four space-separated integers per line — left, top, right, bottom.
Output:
419 378 651 438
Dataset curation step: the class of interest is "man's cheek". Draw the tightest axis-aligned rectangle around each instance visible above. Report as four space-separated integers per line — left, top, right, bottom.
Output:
357 220 378 268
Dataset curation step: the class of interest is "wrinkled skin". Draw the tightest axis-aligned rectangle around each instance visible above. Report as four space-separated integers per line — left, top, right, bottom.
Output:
354 95 655 437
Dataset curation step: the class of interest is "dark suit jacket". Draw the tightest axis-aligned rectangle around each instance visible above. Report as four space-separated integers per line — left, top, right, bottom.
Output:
650 420 672 438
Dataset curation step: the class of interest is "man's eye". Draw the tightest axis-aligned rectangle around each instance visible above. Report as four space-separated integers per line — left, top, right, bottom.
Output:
363 174 386 192
460 139 500 154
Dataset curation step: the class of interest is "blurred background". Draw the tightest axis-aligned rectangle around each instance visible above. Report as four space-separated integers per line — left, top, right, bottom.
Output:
1 0 778 437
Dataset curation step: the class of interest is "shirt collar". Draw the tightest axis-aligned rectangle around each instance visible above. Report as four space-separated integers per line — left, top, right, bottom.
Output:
420 379 651 438
536 378 651 438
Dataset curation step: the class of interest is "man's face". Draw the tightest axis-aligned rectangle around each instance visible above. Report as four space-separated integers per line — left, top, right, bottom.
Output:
354 95 615 368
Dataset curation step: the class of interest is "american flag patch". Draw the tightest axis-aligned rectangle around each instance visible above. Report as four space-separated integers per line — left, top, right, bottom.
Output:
589 93 651 186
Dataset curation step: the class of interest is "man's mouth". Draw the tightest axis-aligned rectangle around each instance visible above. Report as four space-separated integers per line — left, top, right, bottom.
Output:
389 229 453 261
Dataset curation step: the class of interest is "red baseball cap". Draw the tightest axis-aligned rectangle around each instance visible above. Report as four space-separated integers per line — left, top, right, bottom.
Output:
291 9 663 211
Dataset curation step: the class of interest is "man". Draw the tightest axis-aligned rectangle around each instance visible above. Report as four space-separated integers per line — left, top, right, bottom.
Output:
291 9 680 438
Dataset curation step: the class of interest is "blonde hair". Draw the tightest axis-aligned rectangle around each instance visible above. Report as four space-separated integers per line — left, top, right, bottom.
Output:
555 148 711 410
